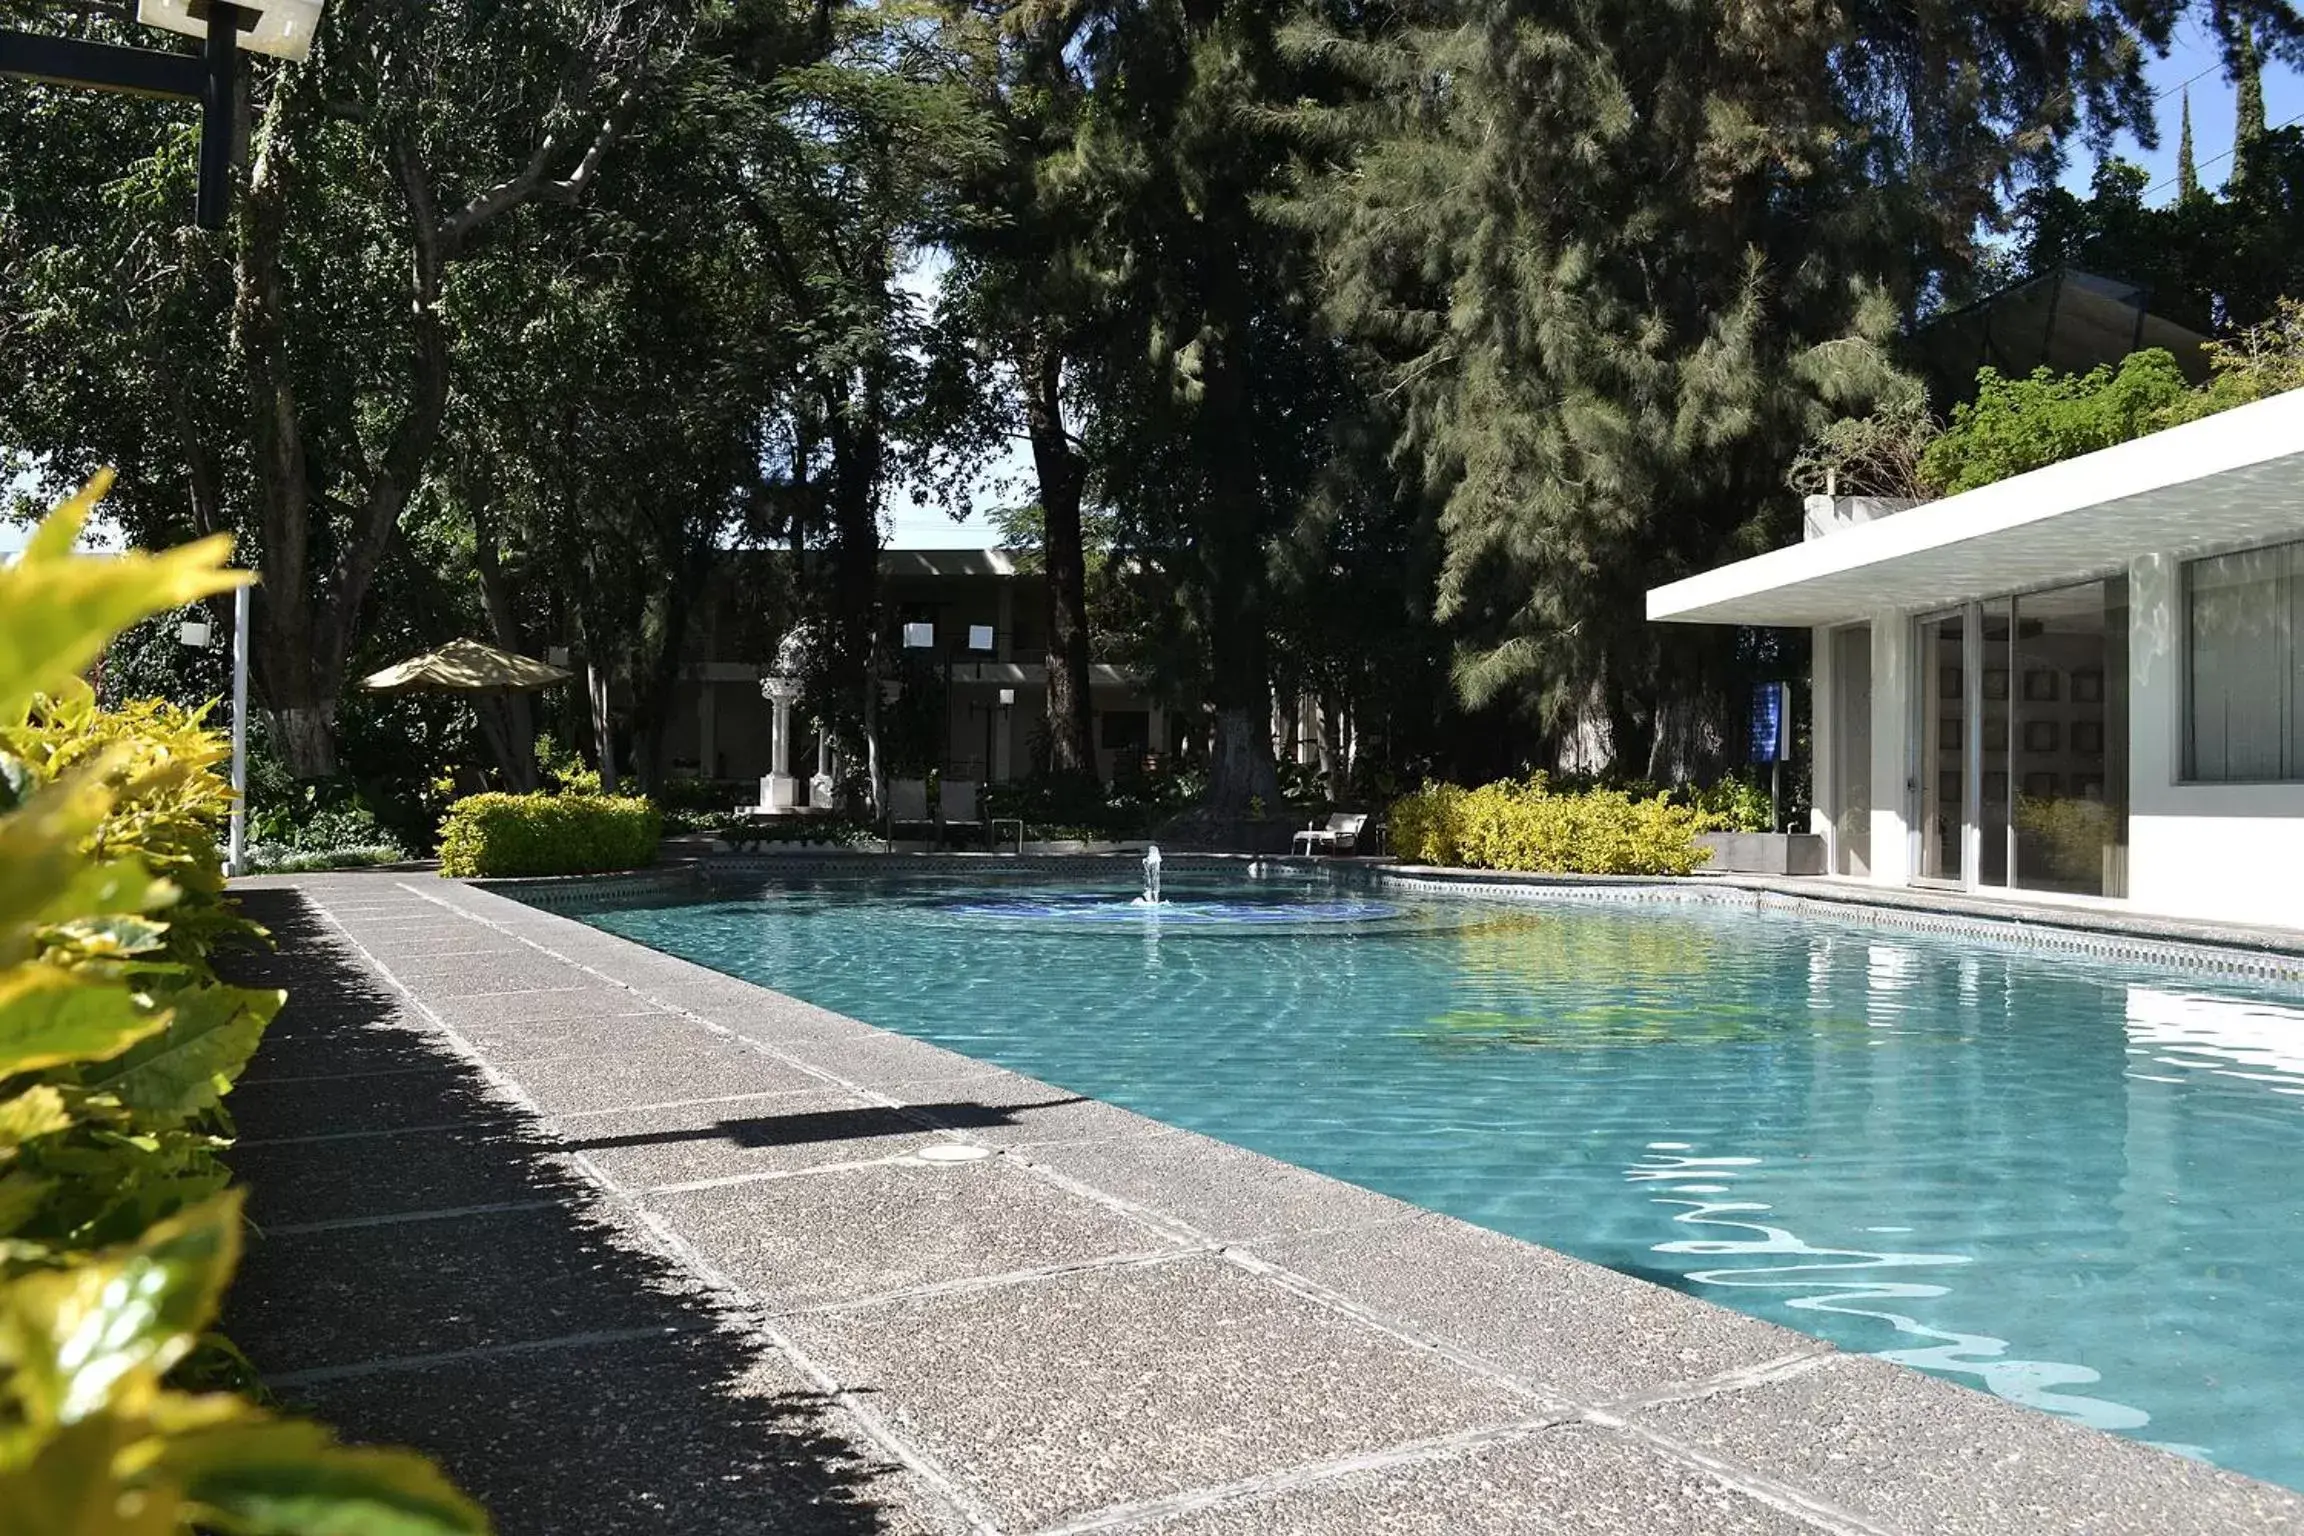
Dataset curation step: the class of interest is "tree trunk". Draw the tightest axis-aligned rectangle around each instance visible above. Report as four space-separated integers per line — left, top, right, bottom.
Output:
268 702 338 781
1024 336 1096 781
471 499 538 792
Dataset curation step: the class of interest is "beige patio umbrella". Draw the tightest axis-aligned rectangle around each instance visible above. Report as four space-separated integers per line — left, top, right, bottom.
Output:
359 637 571 695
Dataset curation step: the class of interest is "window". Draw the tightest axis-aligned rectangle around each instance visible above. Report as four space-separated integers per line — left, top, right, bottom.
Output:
2186 539 2304 782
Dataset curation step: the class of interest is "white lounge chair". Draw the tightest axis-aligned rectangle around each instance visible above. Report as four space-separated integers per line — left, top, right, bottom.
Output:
1293 812 1368 857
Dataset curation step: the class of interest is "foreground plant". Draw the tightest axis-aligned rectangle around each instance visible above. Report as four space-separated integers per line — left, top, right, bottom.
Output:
0 473 488 1533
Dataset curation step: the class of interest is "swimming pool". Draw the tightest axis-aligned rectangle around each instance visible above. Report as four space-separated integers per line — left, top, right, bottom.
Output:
575 866 2304 1490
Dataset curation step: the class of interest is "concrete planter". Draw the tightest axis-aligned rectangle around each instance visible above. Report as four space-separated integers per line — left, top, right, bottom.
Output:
1697 831 1826 876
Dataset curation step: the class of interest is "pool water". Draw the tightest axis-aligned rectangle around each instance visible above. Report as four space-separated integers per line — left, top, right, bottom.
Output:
578 869 2304 1489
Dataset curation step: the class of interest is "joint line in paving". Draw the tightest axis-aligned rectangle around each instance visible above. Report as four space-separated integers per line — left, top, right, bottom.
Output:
767 1246 1211 1320
1607 1345 1842 1414
314 888 1007 1536
236 1120 474 1147
1027 1416 1570 1535
263 1197 573 1236
547 1085 834 1123
265 1324 700 1389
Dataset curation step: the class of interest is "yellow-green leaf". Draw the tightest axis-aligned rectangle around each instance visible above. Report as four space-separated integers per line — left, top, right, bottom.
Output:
0 1085 74 1147
78 986 280 1125
0 473 251 721
0 966 169 1077
0 1192 242 1434
167 1416 494 1535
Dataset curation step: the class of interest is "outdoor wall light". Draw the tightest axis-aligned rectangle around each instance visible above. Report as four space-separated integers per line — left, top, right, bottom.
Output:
177 616 213 648
967 624 995 653
997 687 1015 707
902 621 934 649
139 0 323 61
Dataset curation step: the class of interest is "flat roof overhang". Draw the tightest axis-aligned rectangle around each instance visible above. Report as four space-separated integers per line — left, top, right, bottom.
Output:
1647 387 2304 627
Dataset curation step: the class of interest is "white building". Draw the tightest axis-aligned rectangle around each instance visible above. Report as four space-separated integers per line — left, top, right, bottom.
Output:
1648 385 2304 929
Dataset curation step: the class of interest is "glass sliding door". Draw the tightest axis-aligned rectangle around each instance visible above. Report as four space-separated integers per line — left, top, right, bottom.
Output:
1917 611 1966 883
1831 625 1872 877
2011 579 2129 896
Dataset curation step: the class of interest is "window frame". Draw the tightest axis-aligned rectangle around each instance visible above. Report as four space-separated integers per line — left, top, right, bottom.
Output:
2181 534 2304 786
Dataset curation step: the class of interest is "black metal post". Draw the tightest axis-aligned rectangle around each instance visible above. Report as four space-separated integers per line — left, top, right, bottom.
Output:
196 9 238 231
0 4 245 231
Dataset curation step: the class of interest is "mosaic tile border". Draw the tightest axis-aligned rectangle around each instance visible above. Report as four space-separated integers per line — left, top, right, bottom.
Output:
1374 871 2304 983
485 854 2304 984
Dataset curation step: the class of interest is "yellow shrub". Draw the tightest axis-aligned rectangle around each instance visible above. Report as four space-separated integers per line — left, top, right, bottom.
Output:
1388 776 1713 876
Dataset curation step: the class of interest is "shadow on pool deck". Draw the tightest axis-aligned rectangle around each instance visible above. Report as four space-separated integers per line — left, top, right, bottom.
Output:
560 1096 1092 1154
217 888 942 1536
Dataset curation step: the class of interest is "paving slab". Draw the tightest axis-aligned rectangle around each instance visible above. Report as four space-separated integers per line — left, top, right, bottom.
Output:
554 1089 954 1189
651 1156 1177 1309
1629 1352 2304 1536
426 987 678 1032
781 1028 1026 1089
1251 1212 1825 1405
782 1253 1548 1530
228 1204 706 1374
885 1068 1177 1149
1097 1424 1820 1536
453 1011 709 1061
288 1331 967 1536
229 1124 584 1226
497 1039 828 1115
227 1059 505 1140
1024 1129 1424 1241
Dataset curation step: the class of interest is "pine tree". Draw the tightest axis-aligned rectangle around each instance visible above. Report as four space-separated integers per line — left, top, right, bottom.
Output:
2179 89 2203 201
1290 0 2240 775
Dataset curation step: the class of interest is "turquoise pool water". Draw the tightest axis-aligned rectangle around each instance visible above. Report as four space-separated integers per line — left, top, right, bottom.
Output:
577 868 2304 1489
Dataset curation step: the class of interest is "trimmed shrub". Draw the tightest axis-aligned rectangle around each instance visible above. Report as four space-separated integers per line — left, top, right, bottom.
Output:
1388 776 1713 876
438 791 663 877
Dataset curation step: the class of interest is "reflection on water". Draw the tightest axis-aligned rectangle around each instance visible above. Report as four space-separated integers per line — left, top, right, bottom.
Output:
580 876 2304 1490
1627 1147 2151 1434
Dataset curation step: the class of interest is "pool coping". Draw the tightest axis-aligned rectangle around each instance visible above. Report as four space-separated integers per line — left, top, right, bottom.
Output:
240 867 2304 1534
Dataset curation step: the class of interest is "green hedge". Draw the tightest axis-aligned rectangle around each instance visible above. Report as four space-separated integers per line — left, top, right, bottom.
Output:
1389 776 1713 875
437 792 663 878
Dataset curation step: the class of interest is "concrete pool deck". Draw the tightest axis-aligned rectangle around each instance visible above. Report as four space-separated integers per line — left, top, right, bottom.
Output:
220 872 2304 1535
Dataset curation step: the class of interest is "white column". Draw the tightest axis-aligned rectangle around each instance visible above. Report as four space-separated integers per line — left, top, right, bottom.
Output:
1811 625 1836 845
761 676 802 810
1868 609 1913 886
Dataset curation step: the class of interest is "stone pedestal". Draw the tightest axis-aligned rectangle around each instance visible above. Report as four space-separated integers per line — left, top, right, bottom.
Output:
760 675 803 815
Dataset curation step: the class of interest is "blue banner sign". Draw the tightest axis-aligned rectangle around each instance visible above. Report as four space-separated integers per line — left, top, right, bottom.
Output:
1749 681 1789 764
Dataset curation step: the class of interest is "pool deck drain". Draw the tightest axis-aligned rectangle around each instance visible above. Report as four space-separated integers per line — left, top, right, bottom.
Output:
220 872 2304 1536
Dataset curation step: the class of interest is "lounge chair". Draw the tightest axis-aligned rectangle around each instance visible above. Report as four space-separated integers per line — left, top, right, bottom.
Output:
939 779 986 849
886 778 930 838
1292 812 1368 857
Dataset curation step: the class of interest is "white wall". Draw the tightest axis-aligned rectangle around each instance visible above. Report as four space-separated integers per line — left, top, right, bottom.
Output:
2125 551 2304 928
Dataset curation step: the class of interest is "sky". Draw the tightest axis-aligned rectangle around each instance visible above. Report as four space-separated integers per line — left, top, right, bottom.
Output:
10 29 2295 560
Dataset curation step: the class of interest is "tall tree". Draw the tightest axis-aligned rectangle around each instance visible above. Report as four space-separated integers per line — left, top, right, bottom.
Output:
1055 0 1359 814
932 7 1103 780
2180 88 2203 201
1291 0 2293 775
1 0 685 776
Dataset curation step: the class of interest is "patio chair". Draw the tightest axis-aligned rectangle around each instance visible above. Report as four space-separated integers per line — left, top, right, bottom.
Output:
886 778 930 838
1292 812 1368 857
939 779 987 850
